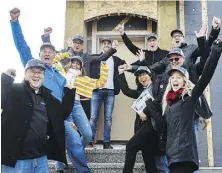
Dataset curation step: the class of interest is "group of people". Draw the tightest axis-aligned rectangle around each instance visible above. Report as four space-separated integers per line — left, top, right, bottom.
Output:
1 7 222 173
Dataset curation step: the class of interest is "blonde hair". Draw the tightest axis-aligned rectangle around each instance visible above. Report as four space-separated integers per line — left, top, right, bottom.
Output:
162 76 195 113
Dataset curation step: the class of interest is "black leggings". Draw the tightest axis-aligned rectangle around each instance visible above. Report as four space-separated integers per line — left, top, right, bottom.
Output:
170 162 196 173
80 100 91 120
123 121 158 173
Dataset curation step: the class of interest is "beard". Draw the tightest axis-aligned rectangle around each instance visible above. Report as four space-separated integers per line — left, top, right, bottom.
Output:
148 45 158 51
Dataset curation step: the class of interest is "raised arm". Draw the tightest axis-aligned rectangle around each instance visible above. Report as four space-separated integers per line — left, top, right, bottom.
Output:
207 16 221 49
117 72 138 99
10 8 33 67
194 24 210 75
115 23 142 55
41 27 52 43
90 41 118 63
192 39 222 100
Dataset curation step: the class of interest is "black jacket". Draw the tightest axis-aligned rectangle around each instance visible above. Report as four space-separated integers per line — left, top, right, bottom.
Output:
149 27 220 75
118 73 166 155
90 54 126 95
144 40 222 170
121 33 169 68
1 74 75 167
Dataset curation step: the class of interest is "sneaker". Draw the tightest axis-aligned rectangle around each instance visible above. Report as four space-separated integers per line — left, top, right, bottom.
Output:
86 142 97 149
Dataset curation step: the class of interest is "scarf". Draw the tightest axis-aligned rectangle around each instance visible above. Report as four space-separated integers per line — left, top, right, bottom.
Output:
166 89 184 105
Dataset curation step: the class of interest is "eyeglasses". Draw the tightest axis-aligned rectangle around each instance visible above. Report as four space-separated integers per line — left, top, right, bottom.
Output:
29 69 44 76
169 57 180 62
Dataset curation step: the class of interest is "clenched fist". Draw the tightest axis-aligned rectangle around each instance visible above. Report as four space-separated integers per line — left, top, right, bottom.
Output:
44 27 53 35
10 8 20 22
114 23 125 35
4 69 16 79
212 16 221 29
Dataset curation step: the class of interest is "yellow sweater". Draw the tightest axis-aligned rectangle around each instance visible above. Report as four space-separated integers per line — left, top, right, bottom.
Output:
52 52 109 98
74 63 108 98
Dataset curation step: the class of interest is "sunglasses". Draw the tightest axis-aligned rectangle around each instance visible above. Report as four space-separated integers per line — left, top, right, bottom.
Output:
169 57 180 62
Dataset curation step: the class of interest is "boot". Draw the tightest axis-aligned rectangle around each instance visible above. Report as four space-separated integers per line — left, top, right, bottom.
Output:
103 142 113 149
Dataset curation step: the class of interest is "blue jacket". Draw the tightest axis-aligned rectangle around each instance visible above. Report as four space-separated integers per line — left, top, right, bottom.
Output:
10 20 66 102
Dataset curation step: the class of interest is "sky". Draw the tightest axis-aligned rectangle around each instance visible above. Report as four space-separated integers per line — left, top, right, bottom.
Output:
0 0 66 82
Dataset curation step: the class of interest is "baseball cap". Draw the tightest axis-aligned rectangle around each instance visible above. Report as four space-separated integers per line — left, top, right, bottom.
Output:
101 37 112 43
168 67 189 79
167 48 185 58
70 56 84 66
170 29 184 37
25 59 45 71
40 42 55 52
72 35 84 43
134 66 152 77
147 33 158 40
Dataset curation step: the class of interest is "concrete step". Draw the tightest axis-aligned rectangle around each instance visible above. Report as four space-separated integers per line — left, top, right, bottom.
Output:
84 148 143 163
49 162 222 173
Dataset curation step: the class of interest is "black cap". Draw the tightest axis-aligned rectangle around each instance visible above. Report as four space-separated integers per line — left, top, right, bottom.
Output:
168 67 189 79
70 56 84 66
170 29 184 37
134 66 152 77
40 42 55 52
146 33 158 40
25 59 45 70
167 48 185 58
72 35 84 43
101 37 112 43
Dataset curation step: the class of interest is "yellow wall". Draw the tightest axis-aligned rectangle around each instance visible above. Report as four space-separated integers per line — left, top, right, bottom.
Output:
157 1 177 50
64 1 84 48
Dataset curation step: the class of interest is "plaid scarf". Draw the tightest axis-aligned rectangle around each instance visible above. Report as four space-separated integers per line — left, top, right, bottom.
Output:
166 89 184 105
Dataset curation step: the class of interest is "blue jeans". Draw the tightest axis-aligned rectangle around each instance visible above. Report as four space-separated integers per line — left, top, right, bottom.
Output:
55 121 92 173
90 89 115 142
67 100 92 146
2 155 49 173
155 155 169 173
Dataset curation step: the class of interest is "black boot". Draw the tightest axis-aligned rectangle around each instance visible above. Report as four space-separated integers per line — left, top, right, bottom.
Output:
103 142 113 149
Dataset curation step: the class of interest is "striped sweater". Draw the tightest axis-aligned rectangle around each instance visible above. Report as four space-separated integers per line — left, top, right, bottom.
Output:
52 56 108 98
74 63 108 98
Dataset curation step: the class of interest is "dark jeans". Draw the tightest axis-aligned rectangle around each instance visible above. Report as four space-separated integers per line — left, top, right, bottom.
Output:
170 162 196 173
123 121 158 173
81 100 91 120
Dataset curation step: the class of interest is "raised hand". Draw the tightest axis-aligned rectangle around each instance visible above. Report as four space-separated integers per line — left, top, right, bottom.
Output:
9 8 20 21
136 49 145 62
114 23 125 35
4 69 16 79
212 16 221 29
194 23 208 38
44 27 53 35
112 40 119 49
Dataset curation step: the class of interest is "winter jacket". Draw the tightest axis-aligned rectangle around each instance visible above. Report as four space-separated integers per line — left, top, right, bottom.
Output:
144 40 222 170
1 73 75 167
149 27 220 75
118 73 166 155
121 33 169 69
